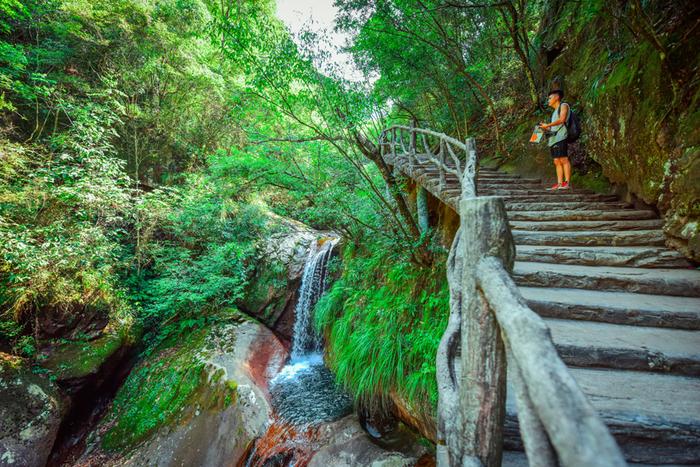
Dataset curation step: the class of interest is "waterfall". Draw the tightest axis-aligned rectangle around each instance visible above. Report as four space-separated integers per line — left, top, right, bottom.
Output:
267 235 351 427
291 237 338 359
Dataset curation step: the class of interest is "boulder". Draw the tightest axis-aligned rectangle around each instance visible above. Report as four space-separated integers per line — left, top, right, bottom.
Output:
245 414 428 466
78 312 287 466
239 213 319 343
308 415 427 467
0 353 64 467
37 316 139 395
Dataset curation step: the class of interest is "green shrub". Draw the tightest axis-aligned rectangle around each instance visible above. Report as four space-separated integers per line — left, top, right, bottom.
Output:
315 237 449 414
130 175 271 343
0 99 133 351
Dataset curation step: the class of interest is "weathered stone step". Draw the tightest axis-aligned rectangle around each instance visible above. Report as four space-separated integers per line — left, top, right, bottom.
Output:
441 191 609 203
507 209 658 222
476 180 544 190
512 229 666 246
513 261 700 297
515 245 690 268
521 286 700 329
511 219 664 231
483 188 597 197
476 176 542 184
504 368 700 463
506 201 631 211
498 193 619 203
546 318 700 375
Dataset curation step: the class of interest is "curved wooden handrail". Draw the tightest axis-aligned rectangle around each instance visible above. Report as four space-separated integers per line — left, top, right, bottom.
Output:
378 124 477 198
379 123 626 466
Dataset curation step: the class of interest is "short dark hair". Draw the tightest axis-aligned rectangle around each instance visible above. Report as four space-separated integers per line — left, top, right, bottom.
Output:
548 89 564 99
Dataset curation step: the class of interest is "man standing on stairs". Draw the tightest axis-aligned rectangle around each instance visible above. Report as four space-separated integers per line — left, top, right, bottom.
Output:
539 89 572 190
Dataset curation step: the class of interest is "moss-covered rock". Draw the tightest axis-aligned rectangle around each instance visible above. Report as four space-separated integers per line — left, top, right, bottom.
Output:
78 311 287 466
0 353 64 467
535 0 700 261
37 316 139 384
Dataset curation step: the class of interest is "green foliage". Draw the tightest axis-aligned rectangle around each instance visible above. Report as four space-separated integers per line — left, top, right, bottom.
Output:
1 0 247 181
0 0 285 357
129 169 272 344
315 236 449 414
0 94 133 350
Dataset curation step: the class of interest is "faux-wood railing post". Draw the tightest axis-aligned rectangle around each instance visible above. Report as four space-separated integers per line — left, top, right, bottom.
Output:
410 120 417 155
439 139 446 191
456 196 513 467
461 197 513 466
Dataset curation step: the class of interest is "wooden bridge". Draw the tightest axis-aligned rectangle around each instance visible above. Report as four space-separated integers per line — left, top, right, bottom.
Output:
379 125 700 466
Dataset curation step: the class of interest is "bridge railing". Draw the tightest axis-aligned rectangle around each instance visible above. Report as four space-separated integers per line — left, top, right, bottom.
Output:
379 125 626 466
379 124 478 197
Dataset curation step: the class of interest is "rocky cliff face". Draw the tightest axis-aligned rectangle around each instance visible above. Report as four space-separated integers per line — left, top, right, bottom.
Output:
537 0 699 261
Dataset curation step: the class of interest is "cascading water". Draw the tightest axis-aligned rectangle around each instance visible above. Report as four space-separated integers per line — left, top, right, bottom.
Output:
267 236 352 426
290 238 337 358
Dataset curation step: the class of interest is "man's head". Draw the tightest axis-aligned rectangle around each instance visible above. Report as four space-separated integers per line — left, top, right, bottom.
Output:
547 89 563 108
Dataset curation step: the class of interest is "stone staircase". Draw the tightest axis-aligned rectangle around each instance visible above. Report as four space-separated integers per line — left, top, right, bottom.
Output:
487 169 700 464
405 159 700 464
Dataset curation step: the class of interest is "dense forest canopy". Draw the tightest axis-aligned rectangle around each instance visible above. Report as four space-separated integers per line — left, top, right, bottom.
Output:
1 0 698 436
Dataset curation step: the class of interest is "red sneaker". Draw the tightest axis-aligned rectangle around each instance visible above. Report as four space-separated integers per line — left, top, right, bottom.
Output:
558 181 571 190
546 183 561 191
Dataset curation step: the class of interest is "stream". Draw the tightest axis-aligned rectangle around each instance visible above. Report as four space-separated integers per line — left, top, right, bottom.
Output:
245 237 355 465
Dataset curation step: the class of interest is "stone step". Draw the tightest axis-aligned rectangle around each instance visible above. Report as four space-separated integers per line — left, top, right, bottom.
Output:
521 286 700 329
506 201 631 211
502 451 660 467
511 219 664 231
515 245 691 268
478 182 546 190
512 229 666 247
439 192 611 203
507 209 658 222
477 171 530 176
546 318 700 375
504 368 700 464
498 193 620 203
513 261 700 297
483 188 597 196
476 176 542 184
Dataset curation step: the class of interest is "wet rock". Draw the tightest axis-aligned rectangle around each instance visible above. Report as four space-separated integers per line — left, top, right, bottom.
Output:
77 313 286 466
308 415 426 467
0 353 64 467
390 391 437 443
239 213 320 342
247 414 427 467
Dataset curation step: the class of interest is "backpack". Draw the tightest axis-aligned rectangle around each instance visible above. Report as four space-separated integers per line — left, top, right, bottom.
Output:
561 103 581 143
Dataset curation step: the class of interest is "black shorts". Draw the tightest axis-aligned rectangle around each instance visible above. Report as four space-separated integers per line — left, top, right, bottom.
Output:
550 140 568 159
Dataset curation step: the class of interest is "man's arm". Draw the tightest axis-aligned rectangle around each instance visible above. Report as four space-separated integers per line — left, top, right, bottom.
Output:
539 103 569 129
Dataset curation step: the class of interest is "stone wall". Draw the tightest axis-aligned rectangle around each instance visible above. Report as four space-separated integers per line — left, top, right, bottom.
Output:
536 0 700 261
